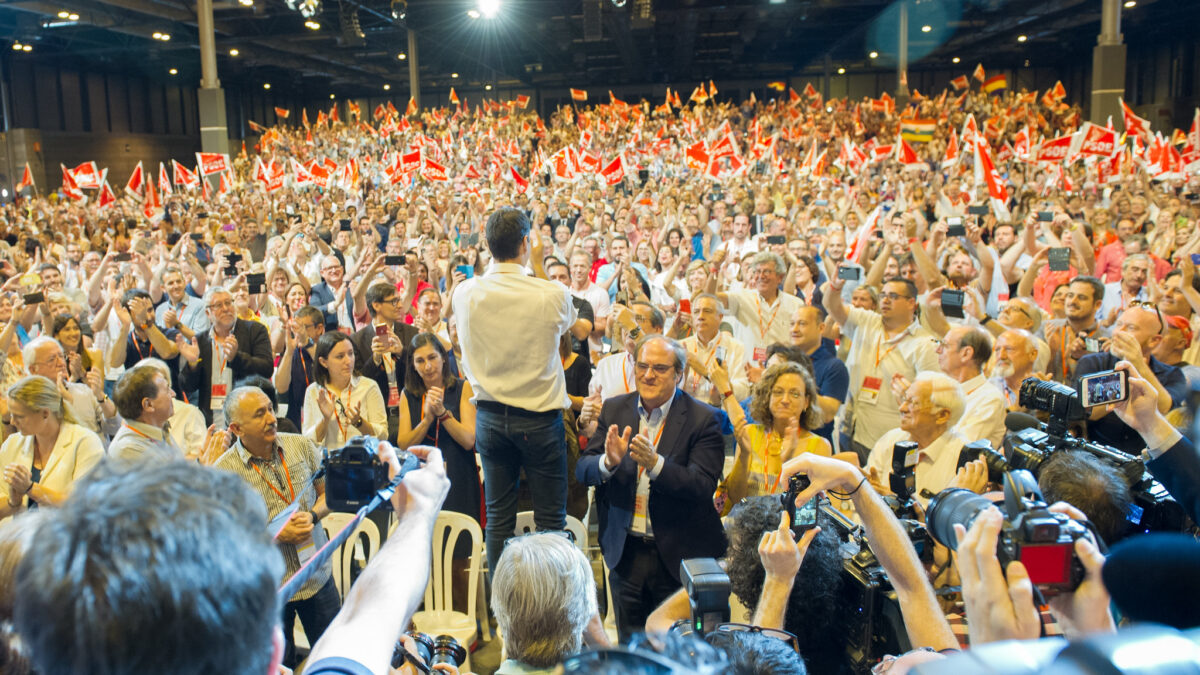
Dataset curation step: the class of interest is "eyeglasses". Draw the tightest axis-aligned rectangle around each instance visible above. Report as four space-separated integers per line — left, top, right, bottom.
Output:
711 623 800 652
770 388 805 401
634 362 675 376
1130 300 1164 332
208 299 234 310
879 292 912 301
1000 303 1032 319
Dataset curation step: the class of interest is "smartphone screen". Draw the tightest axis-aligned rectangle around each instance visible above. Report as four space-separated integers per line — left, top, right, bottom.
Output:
837 266 861 281
455 264 474 279
794 496 819 529
1079 369 1127 407
1048 247 1071 272
1038 211 1055 222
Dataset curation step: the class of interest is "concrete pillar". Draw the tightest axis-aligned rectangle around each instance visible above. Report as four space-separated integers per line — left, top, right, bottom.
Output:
407 29 420 110
822 53 832 101
1091 0 1126 126
197 0 229 155
896 0 910 108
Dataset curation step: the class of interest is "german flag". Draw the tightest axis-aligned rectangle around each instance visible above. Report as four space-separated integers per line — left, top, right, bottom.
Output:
982 74 1007 94
900 118 936 143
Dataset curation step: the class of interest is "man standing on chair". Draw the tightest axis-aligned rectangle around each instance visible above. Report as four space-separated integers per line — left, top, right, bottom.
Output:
577 335 727 641
213 385 336 669
452 207 577 576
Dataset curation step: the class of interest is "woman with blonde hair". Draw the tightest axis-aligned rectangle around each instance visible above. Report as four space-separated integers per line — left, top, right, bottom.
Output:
0 375 103 519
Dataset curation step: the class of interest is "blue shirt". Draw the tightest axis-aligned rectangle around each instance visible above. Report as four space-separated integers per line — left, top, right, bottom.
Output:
155 294 211 335
595 261 650 300
809 338 850 442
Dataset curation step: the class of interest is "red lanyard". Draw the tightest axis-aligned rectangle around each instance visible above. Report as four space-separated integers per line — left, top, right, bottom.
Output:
755 295 782 340
636 415 668 481
620 356 633 394
122 423 153 440
251 448 296 504
757 431 783 494
326 386 349 439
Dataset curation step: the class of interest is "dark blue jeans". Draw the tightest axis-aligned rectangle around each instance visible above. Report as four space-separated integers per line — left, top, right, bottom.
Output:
282 576 341 667
475 405 567 575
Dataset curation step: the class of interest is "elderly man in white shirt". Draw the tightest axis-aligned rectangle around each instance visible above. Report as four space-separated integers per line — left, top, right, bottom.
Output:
708 250 805 365
867 372 967 509
23 337 119 441
452 207 577 575
679 294 749 405
936 325 1006 449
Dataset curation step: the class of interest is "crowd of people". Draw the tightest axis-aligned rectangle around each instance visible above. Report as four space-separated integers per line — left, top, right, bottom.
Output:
0 74 1198 675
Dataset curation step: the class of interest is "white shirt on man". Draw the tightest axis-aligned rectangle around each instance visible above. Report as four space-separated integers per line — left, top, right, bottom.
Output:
953 374 1007 450
867 427 965 508
680 331 750 403
453 262 576 412
724 289 805 359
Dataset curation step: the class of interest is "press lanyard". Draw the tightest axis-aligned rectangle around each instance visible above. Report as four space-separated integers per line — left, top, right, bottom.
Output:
874 328 911 368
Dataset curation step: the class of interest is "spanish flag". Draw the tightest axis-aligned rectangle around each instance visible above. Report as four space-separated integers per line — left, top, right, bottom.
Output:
982 74 1007 94
900 118 936 143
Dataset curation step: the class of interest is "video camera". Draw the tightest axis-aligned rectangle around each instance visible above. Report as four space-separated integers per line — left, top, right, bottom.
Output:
323 435 420 512
952 378 1189 535
927 470 1087 596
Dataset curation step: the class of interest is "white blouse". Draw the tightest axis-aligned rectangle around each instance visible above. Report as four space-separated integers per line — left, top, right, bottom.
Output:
301 376 388 449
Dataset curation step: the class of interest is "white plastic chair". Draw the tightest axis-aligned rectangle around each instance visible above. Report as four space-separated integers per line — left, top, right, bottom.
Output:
410 511 483 671
512 511 587 554
320 512 381 599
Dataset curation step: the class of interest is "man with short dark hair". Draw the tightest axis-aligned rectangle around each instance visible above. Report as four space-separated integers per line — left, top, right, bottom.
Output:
938 325 1006 448
274 305 325 432
155 266 210 337
452 207 577 575
350 281 419 443
577 335 727 641
1045 276 1109 383
108 363 184 461
787 304 848 442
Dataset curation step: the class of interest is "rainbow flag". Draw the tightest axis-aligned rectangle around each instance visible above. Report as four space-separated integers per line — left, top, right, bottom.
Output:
900 118 936 143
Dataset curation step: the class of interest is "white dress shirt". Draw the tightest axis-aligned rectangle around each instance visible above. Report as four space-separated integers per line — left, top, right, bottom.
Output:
867 427 965 508
953 374 1008 450
453 262 576 412
724 289 805 358
680 331 750 403
590 352 638 400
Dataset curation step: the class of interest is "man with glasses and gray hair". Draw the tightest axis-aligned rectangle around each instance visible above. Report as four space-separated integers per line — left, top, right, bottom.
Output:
825 276 940 463
177 286 274 426
578 335 727 642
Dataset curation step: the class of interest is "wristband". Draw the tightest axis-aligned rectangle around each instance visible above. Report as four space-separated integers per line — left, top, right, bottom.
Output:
722 390 734 400
438 411 452 422
309 509 321 524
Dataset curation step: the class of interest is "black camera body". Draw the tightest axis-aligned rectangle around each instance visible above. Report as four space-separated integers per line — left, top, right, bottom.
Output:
883 441 920 519
324 436 413 512
680 558 731 635
781 473 819 535
928 470 1087 596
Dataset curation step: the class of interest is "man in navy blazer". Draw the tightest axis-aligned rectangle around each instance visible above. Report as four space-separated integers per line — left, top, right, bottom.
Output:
310 254 356 332
577 336 727 641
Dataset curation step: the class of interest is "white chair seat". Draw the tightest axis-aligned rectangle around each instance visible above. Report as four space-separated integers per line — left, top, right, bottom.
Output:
408 511 484 671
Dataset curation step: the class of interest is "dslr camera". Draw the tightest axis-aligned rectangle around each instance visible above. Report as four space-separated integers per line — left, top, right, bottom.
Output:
927 470 1087 596
323 436 418 512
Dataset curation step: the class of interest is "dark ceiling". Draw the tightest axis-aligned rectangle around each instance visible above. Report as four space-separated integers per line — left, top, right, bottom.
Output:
0 0 1195 99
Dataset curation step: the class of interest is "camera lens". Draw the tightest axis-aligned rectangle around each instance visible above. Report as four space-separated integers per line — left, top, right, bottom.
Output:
402 631 434 666
925 488 994 549
431 635 466 667
1018 378 1079 420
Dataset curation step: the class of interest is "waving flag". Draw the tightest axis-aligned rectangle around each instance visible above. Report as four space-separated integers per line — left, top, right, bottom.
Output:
124 161 145 200
71 162 101 189
900 119 935 143
972 63 986 83
1120 98 1151 139
570 88 588 102
274 107 290 119
14 163 33 193
982 74 1007 94
950 75 969 91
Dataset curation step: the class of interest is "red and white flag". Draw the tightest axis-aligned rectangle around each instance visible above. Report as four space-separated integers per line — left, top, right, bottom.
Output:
195 152 229 176
1120 98 1151 139
143 175 163 221
516 94 530 109
972 63 986 83
510 166 529 193
61 164 84 201
601 156 625 186
124 161 145 200
896 138 922 169
570 88 588 102
218 171 232 195
173 160 199 189
942 129 960 168
950 75 969 91
449 88 460 106
97 181 116 209
1072 122 1118 158
274 106 290 119
71 161 102 189
14 163 33 193
420 158 449 182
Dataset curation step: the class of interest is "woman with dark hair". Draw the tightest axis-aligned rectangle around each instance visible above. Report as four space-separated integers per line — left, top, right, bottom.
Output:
51 315 98 384
301 331 387 449
396 332 479 607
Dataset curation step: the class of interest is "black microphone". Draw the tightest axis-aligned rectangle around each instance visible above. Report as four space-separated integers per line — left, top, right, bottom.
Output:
1005 411 1041 433
1102 533 1200 630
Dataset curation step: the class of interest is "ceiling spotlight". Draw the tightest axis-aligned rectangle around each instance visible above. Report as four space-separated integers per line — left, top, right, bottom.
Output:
305 19 320 29
11 42 22 51
837 67 846 74
263 83 271 89
920 24 931 33
68 13 78 20
451 72 459 78
485 84 492 90
384 84 391 90
612 0 627 7
1123 0 1135 6
238 0 253 5
22 45 31 51
952 56 960 63
285 0 321 19
1017 34 1027 42
169 68 178 74
391 0 406 20
57 10 69 18
478 0 500 19
397 52 406 60
467 9 480 18
152 31 162 39
330 93 336 99
869 51 878 58
229 48 240 56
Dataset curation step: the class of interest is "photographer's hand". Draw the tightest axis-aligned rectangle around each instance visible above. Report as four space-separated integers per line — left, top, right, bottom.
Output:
1046 536 1116 639
753 511 821 631
953 507 1042 645
949 458 988 494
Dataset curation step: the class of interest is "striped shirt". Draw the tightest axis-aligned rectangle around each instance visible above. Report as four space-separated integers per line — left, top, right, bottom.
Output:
214 432 329 601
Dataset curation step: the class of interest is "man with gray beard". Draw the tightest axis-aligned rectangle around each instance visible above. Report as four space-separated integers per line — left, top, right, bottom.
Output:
988 329 1041 413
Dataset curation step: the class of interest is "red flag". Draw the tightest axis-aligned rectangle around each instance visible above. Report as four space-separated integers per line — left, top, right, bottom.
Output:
143 173 162 221
303 108 310 128
124 161 145 200
274 106 290 119
158 162 173 196
516 94 530 109
405 97 417 116
348 101 360 119
449 87 460 106
1073 122 1118 157
897 138 921 168
510 166 529 193
173 160 199 189
942 129 959 168
14 163 33 192
972 63 986 83
420 158 449 182
195 152 229 176
690 86 709 104
788 88 801 105
330 103 340 124
1120 98 1151 139
803 82 818 99
61 164 83 201
950 75 969 91
570 88 588 102
601 156 625 186
708 80 718 97
1035 135 1074 163
463 163 481 180
1051 81 1067 101
202 175 212 202
71 162 101 189
399 150 421 175
97 181 115 209
373 103 386 120
218 171 232 195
